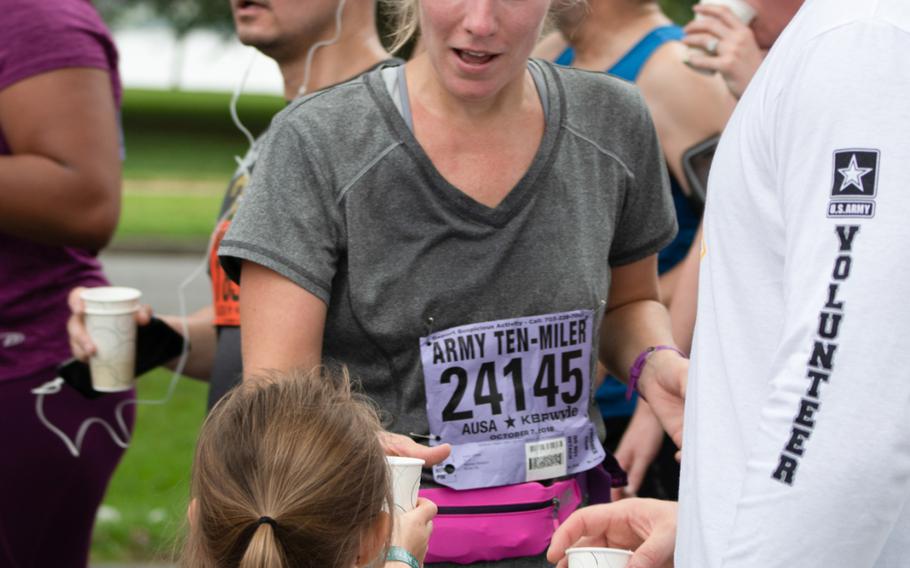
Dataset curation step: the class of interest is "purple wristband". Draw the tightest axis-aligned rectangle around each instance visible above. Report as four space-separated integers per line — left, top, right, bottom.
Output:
626 345 687 401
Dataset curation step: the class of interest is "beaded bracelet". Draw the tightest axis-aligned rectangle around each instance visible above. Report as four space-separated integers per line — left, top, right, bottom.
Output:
386 546 420 568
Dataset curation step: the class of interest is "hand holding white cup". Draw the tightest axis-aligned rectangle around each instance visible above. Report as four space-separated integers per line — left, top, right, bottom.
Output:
80 286 142 392
684 0 756 72
567 547 633 568
386 456 424 513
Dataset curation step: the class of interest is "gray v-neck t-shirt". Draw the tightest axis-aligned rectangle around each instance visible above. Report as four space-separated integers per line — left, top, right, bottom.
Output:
221 57 675 434
220 56 675 469
220 59 675 566
219 60 676 428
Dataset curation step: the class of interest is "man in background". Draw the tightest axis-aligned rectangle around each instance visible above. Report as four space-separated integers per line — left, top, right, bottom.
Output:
70 0 396 410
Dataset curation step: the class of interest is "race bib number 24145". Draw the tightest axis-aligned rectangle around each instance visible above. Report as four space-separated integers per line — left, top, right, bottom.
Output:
420 310 605 490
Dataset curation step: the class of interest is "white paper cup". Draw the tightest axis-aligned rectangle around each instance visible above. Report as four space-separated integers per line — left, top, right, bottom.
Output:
566 547 633 568
698 0 756 24
81 287 141 392
387 456 424 513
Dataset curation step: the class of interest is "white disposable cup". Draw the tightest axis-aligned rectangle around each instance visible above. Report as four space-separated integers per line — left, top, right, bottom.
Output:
81 287 141 392
566 547 633 568
698 0 756 24
686 0 757 72
387 456 424 513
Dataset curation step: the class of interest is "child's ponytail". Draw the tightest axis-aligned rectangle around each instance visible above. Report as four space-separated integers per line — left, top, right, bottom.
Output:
181 366 392 568
239 521 285 568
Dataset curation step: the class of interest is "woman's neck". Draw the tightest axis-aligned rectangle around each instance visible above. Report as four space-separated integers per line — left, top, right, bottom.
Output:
405 54 538 126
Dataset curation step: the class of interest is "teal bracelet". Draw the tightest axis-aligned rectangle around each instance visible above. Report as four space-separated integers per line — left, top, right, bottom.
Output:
386 546 420 568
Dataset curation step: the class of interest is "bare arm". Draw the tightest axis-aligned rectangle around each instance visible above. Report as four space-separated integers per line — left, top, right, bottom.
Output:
667 225 702 355
599 256 674 379
637 41 736 199
600 256 688 448
0 68 120 249
238 261 326 380
160 305 218 381
611 236 703 497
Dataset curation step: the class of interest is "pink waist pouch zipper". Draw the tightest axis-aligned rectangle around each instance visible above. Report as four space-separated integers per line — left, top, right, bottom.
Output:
420 478 582 564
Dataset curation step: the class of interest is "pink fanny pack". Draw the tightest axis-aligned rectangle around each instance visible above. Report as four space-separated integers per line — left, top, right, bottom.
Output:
419 478 582 564
419 462 625 565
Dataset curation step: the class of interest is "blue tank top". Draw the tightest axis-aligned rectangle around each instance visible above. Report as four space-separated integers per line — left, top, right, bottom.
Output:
558 25 700 417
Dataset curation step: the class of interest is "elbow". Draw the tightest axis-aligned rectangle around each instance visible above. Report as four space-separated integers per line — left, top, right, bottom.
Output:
82 208 119 250
69 176 121 250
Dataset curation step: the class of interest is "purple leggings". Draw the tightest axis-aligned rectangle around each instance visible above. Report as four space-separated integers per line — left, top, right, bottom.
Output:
0 367 135 568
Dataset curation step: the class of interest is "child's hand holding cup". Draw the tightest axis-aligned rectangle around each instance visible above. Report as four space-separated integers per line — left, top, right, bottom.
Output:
387 456 424 513
386 457 435 565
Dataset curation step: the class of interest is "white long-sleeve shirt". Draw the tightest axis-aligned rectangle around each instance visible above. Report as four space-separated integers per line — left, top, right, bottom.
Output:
677 0 910 565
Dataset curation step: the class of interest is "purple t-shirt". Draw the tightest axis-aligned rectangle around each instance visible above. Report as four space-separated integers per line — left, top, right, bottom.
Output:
0 0 121 381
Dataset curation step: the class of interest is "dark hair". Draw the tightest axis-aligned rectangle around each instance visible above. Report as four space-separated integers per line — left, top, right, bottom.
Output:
181 366 392 568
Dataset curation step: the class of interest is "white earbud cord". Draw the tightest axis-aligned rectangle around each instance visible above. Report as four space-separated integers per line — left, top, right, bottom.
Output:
33 0 349 458
299 0 348 98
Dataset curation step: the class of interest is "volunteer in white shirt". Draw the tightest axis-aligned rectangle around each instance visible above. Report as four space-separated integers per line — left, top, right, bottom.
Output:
549 1 910 566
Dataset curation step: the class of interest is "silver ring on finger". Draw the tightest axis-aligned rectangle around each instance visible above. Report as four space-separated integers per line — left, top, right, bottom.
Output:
706 37 720 55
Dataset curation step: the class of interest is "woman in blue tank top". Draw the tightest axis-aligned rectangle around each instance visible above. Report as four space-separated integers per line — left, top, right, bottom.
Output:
536 0 736 500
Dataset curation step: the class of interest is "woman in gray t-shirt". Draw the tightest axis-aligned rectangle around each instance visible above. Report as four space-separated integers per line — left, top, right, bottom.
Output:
219 0 688 565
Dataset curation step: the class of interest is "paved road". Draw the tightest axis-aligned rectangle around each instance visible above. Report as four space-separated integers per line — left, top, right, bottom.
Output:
99 251 211 316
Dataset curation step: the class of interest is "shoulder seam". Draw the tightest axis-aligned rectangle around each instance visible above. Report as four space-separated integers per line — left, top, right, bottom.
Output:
336 141 403 205
564 124 635 180
283 79 364 115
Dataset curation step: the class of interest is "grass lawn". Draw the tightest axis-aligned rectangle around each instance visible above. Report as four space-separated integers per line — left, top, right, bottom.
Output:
115 88 283 246
115 186 222 248
90 369 208 563
121 89 282 181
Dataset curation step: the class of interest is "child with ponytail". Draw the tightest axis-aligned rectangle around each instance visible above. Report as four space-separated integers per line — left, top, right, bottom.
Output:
182 366 436 568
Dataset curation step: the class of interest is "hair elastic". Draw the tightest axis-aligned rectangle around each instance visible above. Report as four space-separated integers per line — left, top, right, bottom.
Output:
257 516 278 529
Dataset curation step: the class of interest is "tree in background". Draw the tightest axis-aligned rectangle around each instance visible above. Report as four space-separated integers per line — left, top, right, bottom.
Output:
97 0 232 89
661 0 698 23
97 0 232 34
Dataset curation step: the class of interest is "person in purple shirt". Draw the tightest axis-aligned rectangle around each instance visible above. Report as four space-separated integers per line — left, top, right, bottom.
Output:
0 0 129 566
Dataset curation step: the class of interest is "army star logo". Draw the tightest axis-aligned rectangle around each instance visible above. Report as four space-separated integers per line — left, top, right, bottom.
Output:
837 155 873 192
827 149 879 219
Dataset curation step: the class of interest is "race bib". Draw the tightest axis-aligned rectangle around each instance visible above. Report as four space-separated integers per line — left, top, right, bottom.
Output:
421 310 605 490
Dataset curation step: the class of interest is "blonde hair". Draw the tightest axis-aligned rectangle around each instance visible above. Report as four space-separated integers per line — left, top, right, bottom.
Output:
181 367 392 568
382 0 586 54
